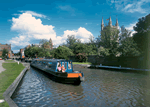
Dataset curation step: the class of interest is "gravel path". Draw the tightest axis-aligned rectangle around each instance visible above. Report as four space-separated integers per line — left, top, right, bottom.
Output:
0 60 6 73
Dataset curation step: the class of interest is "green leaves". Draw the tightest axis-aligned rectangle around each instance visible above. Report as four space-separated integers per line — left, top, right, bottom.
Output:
119 26 141 57
133 14 150 54
99 26 119 56
54 46 74 60
2 48 8 58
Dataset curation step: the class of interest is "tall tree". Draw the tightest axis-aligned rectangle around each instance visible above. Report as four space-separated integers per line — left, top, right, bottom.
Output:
100 26 120 56
119 26 140 56
54 46 74 60
2 48 8 58
133 14 150 54
133 14 150 68
66 35 77 49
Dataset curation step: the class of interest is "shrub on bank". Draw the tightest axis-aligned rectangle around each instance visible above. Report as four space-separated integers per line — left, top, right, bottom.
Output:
76 53 88 62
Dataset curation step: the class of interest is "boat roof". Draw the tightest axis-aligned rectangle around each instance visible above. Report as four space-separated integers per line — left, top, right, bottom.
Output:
33 58 72 62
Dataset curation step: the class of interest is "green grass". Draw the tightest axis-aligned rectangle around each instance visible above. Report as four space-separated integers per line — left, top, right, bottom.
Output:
72 62 91 65
0 62 25 107
4 60 15 63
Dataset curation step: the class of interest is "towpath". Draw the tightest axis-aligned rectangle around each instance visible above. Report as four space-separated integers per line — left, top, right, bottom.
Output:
0 60 5 73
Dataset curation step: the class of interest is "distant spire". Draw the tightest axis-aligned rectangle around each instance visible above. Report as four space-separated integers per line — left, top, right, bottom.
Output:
115 16 119 28
109 16 112 26
101 17 104 31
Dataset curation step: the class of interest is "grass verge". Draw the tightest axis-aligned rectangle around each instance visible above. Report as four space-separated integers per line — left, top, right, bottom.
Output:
4 60 15 63
0 62 25 107
72 62 91 65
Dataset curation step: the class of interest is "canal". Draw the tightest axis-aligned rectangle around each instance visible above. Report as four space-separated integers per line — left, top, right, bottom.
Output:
12 66 150 107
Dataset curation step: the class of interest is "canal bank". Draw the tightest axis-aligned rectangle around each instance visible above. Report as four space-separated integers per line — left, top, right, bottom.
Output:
0 60 30 107
73 64 150 73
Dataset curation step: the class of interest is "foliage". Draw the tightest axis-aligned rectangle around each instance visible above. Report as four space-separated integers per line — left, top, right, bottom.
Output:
98 46 110 56
100 26 120 56
66 35 77 49
39 39 48 45
24 47 51 58
76 53 88 62
88 34 95 43
119 26 141 57
14 51 20 56
54 46 74 60
133 14 150 54
2 48 8 58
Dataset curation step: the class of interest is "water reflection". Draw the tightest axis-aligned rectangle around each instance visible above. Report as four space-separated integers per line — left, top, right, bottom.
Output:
12 66 150 107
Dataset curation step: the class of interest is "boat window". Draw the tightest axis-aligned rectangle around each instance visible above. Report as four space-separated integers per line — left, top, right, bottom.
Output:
68 61 72 69
62 62 64 67
48 62 52 68
65 62 67 69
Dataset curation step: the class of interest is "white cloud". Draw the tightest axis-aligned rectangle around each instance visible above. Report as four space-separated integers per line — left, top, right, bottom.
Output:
9 11 93 51
62 27 93 43
107 0 150 14
126 22 137 36
19 11 47 18
126 22 137 31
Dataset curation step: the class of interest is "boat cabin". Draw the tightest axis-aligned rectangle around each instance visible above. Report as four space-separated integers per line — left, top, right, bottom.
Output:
32 59 73 73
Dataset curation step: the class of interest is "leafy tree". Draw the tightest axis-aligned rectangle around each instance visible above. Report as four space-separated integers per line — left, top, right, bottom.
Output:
54 46 74 60
119 26 141 57
76 53 88 62
98 46 110 57
2 48 8 58
88 34 95 43
72 43 87 54
39 39 48 45
66 35 77 49
133 14 150 54
100 26 120 56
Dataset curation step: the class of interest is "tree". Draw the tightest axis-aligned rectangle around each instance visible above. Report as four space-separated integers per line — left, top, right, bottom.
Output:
100 26 120 56
54 46 74 60
119 26 140 57
97 46 110 56
76 53 88 62
2 48 8 58
133 14 150 68
66 35 77 49
39 39 48 45
133 14 150 54
88 34 95 44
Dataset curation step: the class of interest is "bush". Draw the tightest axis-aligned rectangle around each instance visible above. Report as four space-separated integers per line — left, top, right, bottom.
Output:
76 53 88 62
54 46 74 60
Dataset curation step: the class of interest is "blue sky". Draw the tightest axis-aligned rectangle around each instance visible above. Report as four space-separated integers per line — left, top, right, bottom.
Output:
0 0 150 53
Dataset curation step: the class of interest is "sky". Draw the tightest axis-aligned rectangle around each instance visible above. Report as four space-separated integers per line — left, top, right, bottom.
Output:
0 0 150 53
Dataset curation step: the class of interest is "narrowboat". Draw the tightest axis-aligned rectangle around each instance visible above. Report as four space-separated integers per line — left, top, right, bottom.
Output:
30 59 84 85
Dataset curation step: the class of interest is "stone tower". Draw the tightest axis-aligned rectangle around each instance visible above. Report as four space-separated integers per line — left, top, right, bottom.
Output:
115 18 119 29
49 38 53 50
101 17 104 31
108 16 112 27
101 16 119 31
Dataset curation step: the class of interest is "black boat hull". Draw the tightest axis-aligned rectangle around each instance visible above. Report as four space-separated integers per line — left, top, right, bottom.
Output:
30 64 81 85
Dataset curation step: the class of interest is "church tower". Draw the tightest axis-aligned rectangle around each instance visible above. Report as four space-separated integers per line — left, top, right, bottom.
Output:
115 18 119 28
101 17 104 31
108 16 112 27
49 38 53 50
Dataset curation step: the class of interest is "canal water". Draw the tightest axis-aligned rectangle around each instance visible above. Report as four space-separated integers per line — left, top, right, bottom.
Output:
12 66 150 107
